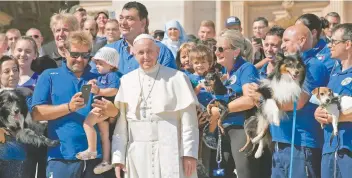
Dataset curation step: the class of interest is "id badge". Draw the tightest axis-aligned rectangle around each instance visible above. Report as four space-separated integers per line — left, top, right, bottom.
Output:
213 168 225 176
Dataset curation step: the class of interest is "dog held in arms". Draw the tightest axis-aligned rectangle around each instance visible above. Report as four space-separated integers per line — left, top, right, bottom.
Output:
240 53 306 158
312 87 341 145
0 89 59 147
204 71 237 135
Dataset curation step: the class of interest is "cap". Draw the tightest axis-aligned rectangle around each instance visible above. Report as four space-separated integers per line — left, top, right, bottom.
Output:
225 16 241 27
69 5 86 14
93 47 119 68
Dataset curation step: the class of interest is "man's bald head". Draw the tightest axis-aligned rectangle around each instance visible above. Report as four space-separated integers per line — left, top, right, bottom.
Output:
281 24 313 55
132 35 160 71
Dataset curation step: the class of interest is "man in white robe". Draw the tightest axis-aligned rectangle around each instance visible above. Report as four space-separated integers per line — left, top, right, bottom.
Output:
94 34 199 178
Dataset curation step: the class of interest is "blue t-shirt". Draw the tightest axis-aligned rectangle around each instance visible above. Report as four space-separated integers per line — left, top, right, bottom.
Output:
106 38 176 75
188 74 213 107
315 39 339 75
270 49 329 148
97 71 122 89
18 73 39 91
222 57 259 127
31 61 102 160
323 66 352 154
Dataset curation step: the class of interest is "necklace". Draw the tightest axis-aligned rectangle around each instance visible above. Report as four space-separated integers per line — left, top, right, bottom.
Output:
138 65 161 118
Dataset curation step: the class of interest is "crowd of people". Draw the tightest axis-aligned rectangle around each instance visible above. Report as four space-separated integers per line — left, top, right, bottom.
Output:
0 1 351 178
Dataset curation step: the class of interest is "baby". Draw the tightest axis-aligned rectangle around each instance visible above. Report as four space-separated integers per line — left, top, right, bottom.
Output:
76 47 121 174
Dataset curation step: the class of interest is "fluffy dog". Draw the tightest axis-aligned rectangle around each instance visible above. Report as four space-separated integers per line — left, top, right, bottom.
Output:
240 53 306 158
312 87 341 144
259 53 305 126
0 89 59 147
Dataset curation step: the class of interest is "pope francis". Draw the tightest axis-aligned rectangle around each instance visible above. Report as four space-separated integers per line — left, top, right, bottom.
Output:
94 34 199 178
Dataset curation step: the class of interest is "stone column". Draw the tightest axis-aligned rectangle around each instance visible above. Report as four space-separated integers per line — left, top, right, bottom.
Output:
230 1 248 36
215 0 230 35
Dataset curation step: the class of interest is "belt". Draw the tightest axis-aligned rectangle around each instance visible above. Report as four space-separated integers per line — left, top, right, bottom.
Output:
129 120 159 142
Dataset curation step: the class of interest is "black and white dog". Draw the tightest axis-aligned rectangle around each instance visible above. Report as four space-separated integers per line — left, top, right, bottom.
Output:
0 89 59 147
241 53 306 158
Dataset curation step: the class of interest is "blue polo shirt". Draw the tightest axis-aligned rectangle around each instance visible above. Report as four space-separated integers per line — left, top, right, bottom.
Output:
222 57 259 127
323 66 352 154
31 61 102 160
188 74 213 107
106 38 176 75
259 63 269 79
315 39 339 75
270 49 329 148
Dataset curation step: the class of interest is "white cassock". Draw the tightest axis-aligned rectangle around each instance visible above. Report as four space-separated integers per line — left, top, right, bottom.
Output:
112 63 199 178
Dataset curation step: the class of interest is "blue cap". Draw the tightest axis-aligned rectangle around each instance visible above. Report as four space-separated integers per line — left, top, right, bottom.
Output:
225 16 241 27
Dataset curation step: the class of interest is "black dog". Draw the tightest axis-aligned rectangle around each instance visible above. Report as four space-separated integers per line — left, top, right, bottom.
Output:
0 89 59 147
204 71 237 135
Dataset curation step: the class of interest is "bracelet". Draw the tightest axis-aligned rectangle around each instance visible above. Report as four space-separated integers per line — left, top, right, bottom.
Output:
67 103 73 113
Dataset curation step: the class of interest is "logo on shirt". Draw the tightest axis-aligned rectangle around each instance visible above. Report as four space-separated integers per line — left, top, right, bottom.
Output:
341 77 352 86
317 55 324 61
227 75 237 85
101 79 107 85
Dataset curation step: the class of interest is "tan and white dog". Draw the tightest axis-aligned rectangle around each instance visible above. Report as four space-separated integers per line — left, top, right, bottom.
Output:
312 87 341 144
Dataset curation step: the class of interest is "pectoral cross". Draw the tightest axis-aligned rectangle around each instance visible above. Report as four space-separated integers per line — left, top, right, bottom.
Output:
140 102 151 118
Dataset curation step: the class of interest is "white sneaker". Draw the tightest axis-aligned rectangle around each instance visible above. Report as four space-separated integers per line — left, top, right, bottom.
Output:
94 161 113 174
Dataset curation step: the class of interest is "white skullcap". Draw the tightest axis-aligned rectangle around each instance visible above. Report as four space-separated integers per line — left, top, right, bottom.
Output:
133 34 155 45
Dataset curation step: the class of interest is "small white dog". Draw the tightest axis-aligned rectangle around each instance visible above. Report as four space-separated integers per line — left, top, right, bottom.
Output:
312 87 341 144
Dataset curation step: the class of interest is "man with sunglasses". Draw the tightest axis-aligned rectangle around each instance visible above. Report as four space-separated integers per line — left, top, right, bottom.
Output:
26 28 44 57
32 31 110 178
315 23 352 178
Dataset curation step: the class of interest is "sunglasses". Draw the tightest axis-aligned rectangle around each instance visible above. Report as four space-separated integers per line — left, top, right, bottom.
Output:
69 51 91 59
28 35 40 39
213 46 231 53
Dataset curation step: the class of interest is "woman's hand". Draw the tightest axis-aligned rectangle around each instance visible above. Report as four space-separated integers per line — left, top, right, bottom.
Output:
183 156 196 177
0 128 9 143
91 98 119 118
244 83 262 106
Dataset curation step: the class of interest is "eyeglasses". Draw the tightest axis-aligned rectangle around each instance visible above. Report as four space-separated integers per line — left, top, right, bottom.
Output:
69 51 91 59
329 39 349 46
213 46 231 53
27 35 40 39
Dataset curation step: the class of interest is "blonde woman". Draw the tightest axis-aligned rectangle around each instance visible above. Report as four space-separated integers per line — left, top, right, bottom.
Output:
209 29 270 178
